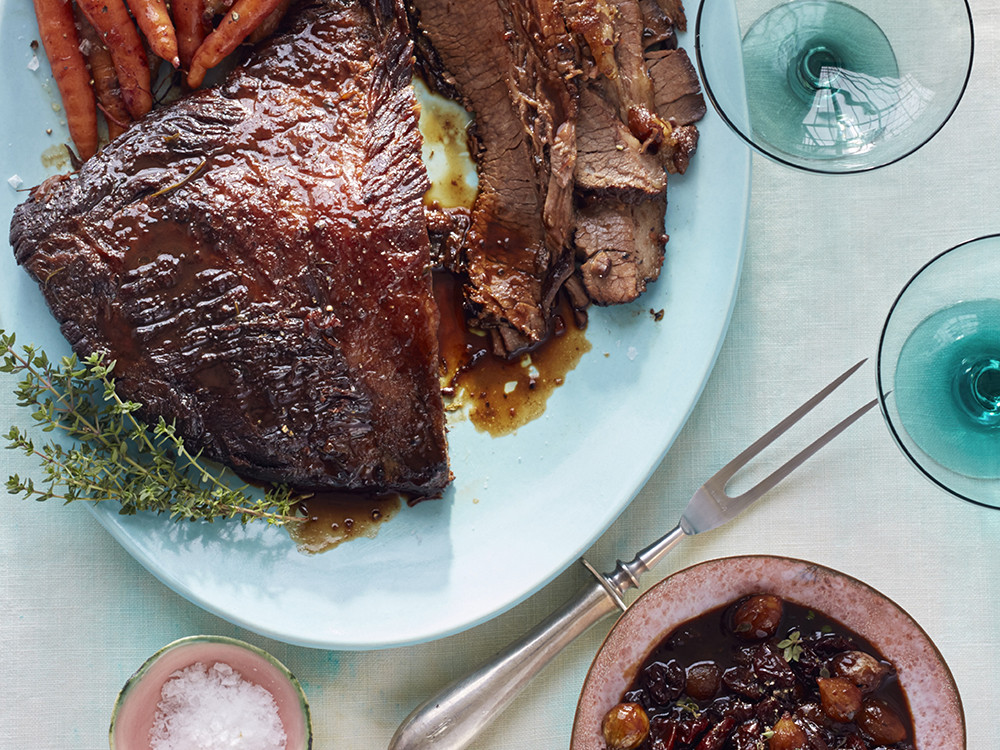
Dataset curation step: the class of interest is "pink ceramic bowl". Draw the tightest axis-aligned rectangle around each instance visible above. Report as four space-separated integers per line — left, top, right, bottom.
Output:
571 555 964 749
109 635 312 750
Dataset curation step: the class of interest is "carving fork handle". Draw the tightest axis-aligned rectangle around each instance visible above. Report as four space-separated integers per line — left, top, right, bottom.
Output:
387 573 620 750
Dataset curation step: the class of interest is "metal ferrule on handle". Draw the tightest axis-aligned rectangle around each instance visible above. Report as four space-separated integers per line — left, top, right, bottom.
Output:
603 523 687 595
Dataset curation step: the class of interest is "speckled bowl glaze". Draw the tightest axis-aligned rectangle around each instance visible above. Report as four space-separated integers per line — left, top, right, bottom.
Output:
571 555 964 749
109 635 312 750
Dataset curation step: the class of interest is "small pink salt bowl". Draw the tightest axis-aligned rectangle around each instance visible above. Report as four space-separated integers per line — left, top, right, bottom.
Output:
571 555 965 750
109 635 312 750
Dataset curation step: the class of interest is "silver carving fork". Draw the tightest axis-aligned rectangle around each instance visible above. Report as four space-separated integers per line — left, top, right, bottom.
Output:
389 360 877 750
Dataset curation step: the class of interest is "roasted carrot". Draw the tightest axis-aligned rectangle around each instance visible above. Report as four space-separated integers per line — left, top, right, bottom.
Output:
171 0 207 70
75 8 132 140
186 0 288 88
32 0 98 160
125 0 180 68
76 0 153 119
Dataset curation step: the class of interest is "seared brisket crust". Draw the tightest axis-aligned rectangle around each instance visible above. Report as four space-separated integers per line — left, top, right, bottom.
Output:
10 0 450 496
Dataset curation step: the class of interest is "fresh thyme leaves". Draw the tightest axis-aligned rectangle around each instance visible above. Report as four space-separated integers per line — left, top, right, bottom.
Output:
777 630 804 663
0 332 301 525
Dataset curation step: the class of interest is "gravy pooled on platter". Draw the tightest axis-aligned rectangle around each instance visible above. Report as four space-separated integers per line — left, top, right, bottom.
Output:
434 271 591 437
602 594 916 750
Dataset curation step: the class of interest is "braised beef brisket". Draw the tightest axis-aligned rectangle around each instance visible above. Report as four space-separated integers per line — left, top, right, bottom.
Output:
637 0 678 49
10 0 450 496
10 0 706 497
646 47 708 127
574 86 666 199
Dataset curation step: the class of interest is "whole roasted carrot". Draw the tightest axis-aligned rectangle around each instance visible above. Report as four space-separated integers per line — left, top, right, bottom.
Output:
171 0 207 70
75 8 132 140
32 0 98 160
125 0 180 68
76 0 153 119
186 0 287 88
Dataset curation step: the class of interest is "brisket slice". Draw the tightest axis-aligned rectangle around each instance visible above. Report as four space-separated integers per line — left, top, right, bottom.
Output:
574 195 667 306
655 0 688 30
638 0 678 50
409 0 579 356
10 0 450 496
574 86 665 199
646 47 707 127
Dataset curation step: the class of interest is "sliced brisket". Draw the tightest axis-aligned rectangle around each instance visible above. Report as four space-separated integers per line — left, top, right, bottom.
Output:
409 0 579 355
564 0 703 305
413 0 706 318
10 0 450 496
653 0 687 30
574 86 666 199
646 47 708 126
574 196 667 305
638 0 678 51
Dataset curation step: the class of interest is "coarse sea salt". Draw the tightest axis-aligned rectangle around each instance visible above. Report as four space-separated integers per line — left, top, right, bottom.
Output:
149 661 287 750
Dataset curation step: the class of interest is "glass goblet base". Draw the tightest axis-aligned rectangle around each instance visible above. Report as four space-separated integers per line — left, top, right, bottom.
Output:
742 0 904 161
893 299 1000 480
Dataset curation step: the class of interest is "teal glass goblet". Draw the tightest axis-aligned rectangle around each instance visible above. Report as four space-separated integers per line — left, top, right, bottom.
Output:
878 236 1000 509
695 0 974 173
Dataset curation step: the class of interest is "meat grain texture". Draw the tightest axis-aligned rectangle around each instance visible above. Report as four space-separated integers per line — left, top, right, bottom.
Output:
11 0 451 496
411 0 705 351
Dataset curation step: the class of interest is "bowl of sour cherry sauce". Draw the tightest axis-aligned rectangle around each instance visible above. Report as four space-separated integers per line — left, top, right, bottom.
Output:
571 555 963 750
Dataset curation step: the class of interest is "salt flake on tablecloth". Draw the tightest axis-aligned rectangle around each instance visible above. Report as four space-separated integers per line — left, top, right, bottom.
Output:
149 661 287 750
8 174 23 190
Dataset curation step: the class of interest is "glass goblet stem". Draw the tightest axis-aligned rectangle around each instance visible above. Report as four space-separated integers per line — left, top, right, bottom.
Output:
957 357 1000 426
791 45 843 98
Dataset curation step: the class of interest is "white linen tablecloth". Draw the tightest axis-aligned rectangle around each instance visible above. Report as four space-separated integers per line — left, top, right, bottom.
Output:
3 1 999 747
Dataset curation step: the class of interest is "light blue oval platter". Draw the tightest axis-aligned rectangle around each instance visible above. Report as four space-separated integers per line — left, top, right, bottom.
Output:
0 0 749 649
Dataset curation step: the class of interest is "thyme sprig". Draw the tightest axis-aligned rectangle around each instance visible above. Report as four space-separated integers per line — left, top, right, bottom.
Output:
0 331 302 525
777 630 804 663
